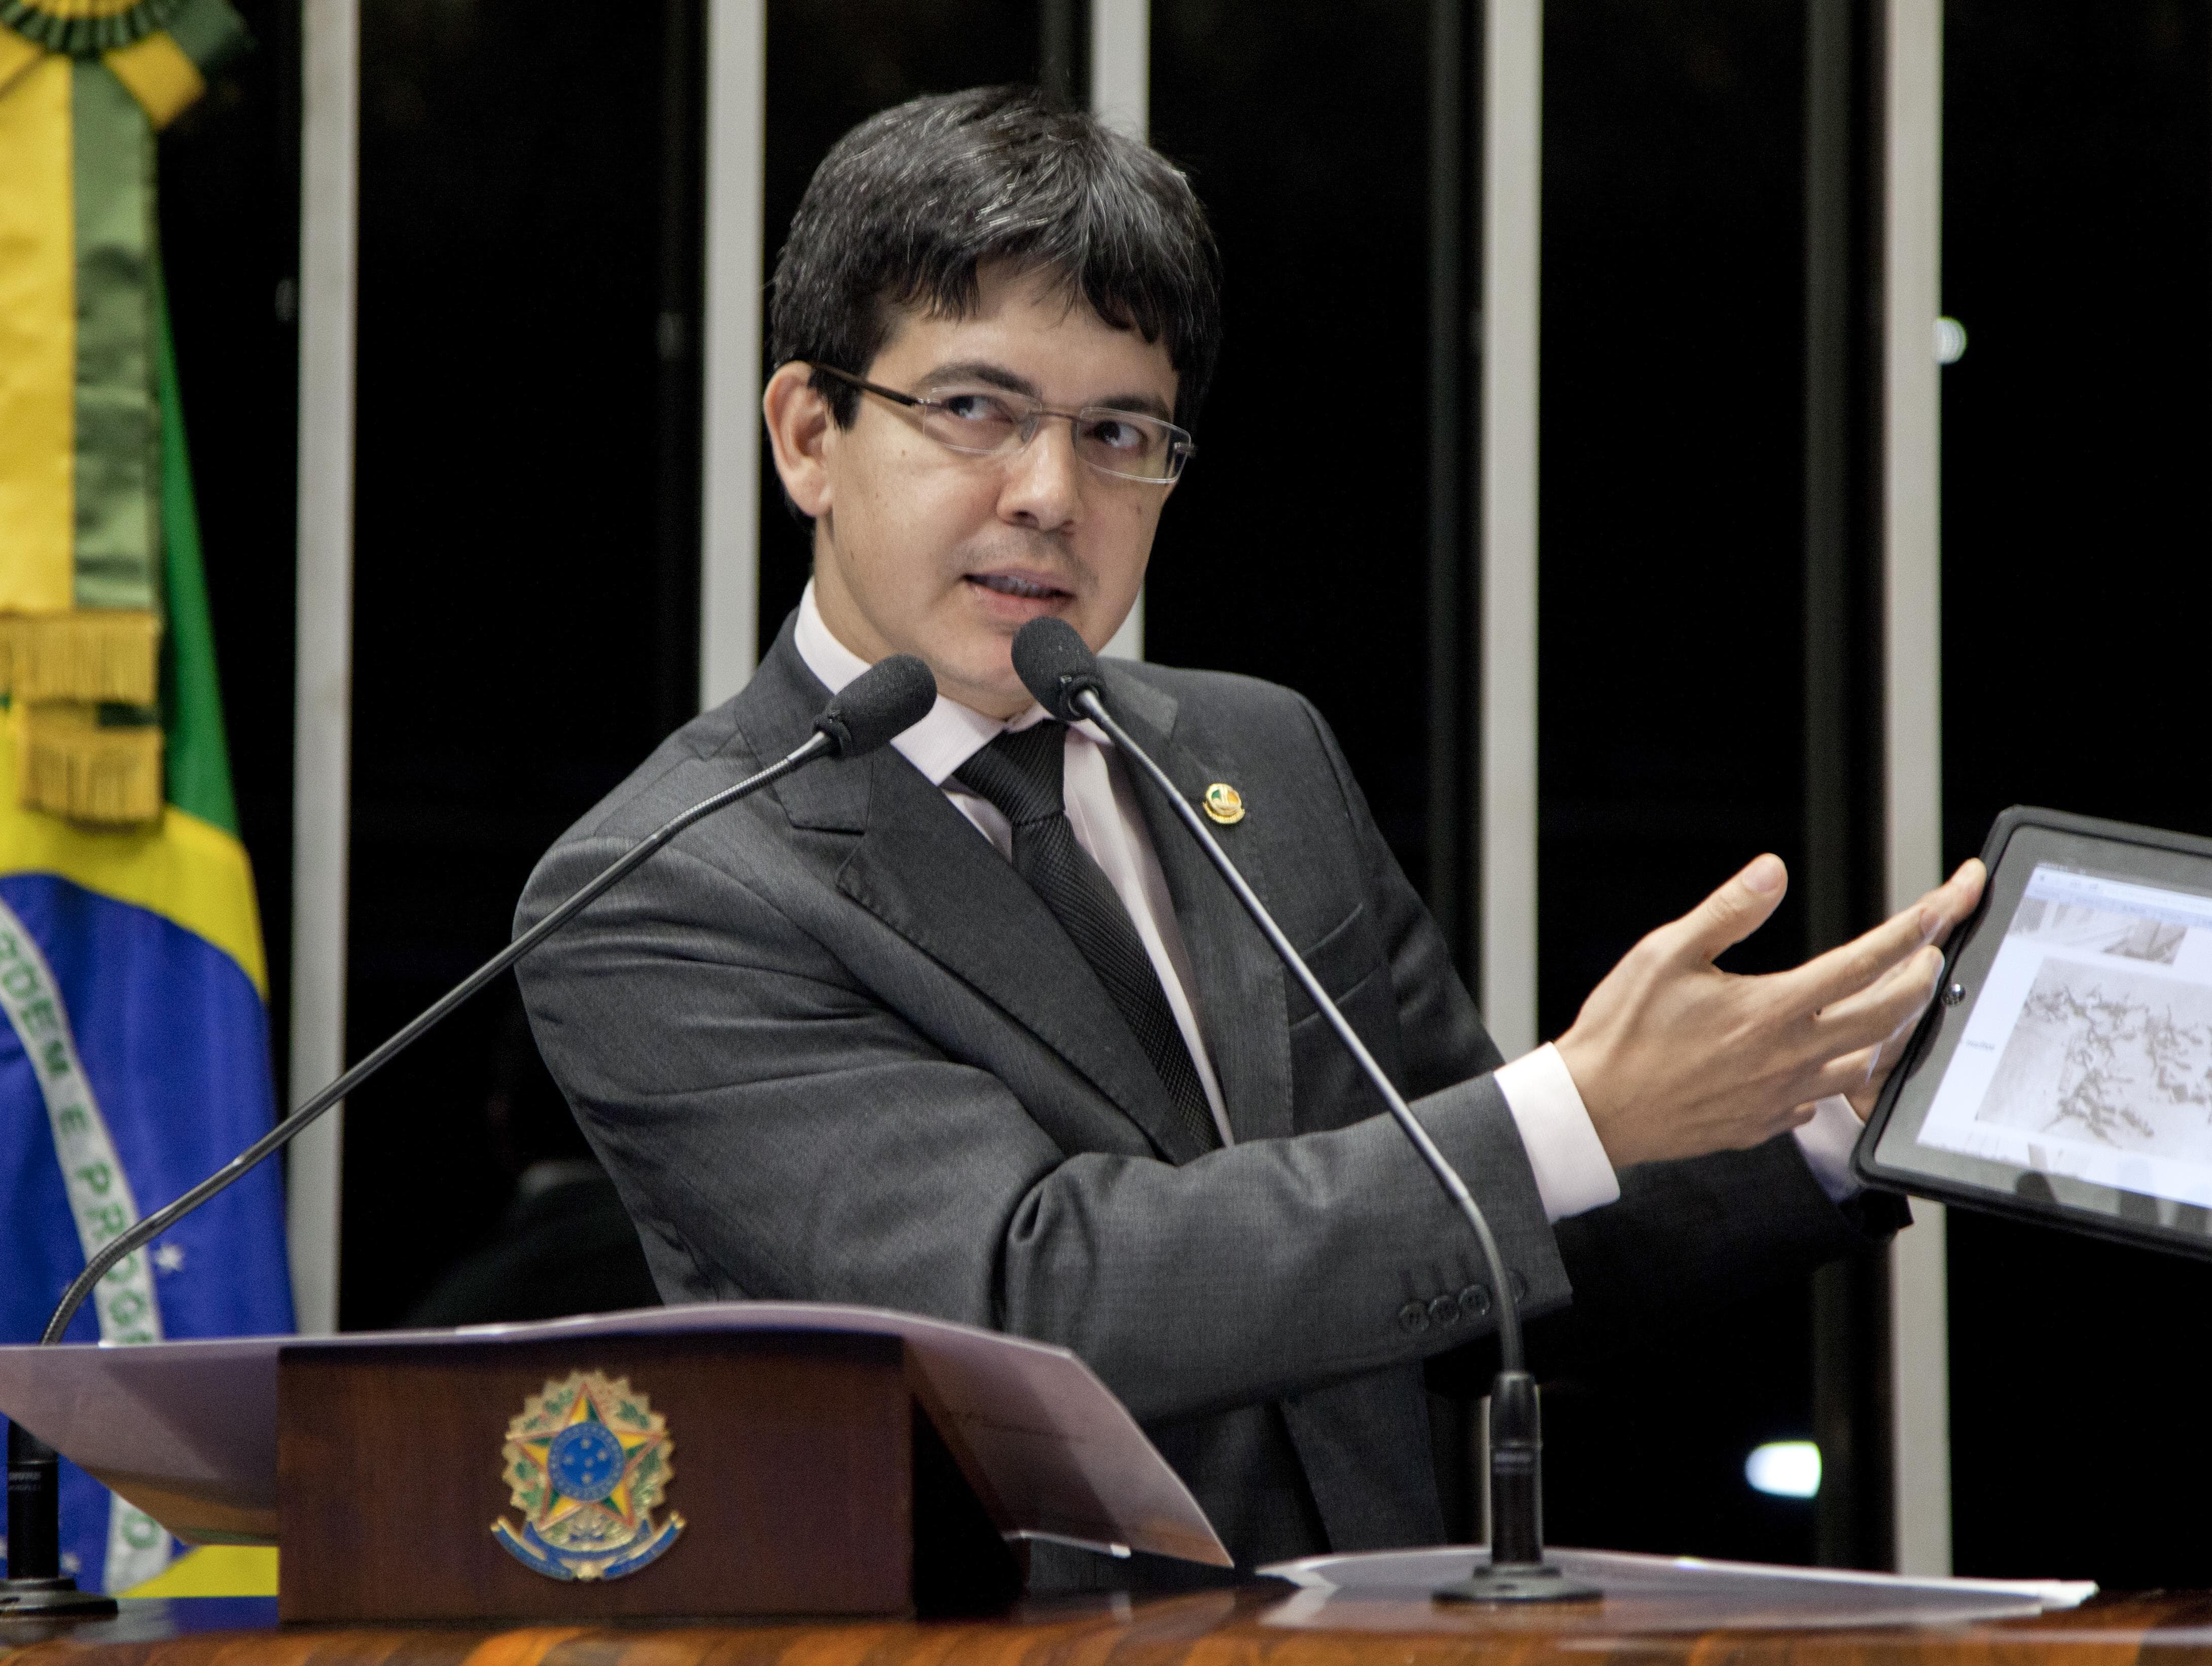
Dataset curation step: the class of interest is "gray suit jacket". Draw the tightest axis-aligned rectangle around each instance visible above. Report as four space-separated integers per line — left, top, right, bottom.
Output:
516 618 1894 1572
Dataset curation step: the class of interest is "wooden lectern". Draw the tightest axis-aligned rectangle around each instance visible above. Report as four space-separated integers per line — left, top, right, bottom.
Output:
20 1308 2091 1632
0 1303 1233 1623
277 1329 1019 1622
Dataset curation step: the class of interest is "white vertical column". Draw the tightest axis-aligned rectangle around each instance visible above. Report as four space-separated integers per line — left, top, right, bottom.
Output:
289 0 361 1336
1481 0 1542 1059
701 0 767 708
1885 0 1949 1578
1091 0 1150 139
1094 0 1149 662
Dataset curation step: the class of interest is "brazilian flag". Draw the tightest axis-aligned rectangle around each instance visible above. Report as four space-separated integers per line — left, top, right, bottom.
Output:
0 0 292 1596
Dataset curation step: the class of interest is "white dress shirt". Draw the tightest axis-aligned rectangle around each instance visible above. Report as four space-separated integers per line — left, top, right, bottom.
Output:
793 583 1862 1218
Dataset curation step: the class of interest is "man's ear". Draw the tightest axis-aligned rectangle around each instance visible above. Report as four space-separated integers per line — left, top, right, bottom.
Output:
762 363 836 519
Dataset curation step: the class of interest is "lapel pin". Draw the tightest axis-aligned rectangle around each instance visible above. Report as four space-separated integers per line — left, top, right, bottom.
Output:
1202 783 1246 825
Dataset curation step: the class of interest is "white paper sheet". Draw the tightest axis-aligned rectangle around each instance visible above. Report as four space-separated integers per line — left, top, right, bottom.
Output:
1261 1546 2097 1630
0 1300 1230 1566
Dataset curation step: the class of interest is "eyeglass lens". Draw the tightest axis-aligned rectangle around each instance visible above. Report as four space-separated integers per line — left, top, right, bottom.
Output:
920 389 1184 481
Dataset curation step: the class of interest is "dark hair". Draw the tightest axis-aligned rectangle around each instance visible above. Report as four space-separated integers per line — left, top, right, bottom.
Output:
768 86 1223 433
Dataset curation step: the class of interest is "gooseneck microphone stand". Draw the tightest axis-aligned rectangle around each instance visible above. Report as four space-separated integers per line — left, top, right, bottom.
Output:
3 1423 106 1619
0 657 937 1619
1011 618 1597 1605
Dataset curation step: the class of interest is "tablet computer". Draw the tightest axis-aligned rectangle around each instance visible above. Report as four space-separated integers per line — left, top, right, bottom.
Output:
1854 805 2212 1261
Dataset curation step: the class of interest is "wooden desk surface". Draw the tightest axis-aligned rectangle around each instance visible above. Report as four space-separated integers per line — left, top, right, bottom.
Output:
6 1587 2212 1666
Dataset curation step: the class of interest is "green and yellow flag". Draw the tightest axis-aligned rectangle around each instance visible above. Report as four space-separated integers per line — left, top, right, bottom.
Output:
0 0 293 1597
0 0 248 821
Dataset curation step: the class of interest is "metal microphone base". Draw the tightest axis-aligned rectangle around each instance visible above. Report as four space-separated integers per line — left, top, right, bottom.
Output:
1443 1372 1598 1603
1433 1560 1601 1605
0 1576 120 1618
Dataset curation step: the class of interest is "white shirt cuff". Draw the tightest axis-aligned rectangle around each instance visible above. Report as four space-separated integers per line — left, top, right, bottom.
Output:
1494 1043 1621 1222
1792 1095 1866 1203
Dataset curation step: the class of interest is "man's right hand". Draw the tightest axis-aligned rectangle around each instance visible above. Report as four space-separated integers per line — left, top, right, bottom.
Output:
1551 854 1985 1170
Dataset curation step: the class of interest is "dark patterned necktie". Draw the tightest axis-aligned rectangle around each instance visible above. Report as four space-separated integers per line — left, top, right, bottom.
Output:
955 722 1218 1155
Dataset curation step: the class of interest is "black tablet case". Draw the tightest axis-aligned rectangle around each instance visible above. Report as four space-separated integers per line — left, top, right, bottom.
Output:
1851 804 2212 1263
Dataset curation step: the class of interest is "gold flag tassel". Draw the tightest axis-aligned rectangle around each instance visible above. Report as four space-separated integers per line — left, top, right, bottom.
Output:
0 0 248 824
0 609 165 824
0 610 160 704
16 701 163 825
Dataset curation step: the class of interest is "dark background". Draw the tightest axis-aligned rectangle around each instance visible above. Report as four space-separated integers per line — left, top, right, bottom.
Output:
146 0 2212 1586
154 0 299 1097
1144 0 1437 877
1939 0 2212 1590
333 0 707 1320
1534 0 1826 1567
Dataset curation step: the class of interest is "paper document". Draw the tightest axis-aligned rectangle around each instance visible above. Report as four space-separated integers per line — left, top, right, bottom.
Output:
1262 1546 2096 1630
0 1300 1230 1567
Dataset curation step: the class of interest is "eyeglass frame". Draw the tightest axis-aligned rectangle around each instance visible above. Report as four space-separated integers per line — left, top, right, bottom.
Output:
800 361 1197 485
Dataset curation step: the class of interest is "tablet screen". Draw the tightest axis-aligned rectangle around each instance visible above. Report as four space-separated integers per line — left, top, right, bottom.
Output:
1863 812 2212 1254
1915 863 2212 1209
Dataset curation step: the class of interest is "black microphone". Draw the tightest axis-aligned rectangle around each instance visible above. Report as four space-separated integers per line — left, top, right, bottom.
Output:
1012 618 1595 1606
812 654 938 757
0 654 936 1618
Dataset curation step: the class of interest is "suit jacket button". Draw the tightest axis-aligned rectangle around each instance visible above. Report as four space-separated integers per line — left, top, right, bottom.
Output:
1398 1300 1431 1335
1510 1270 1529 1302
1428 1295 1460 1327
1458 1283 1492 1320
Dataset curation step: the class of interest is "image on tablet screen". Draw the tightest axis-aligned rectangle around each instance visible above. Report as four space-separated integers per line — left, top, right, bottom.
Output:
1915 863 2212 1208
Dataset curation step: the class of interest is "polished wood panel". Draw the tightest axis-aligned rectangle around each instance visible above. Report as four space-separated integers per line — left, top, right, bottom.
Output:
277 1331 963 1622
7 1587 2212 1666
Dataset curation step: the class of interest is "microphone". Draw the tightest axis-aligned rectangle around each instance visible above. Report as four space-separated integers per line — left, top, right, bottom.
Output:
812 654 938 758
1012 619 1595 1606
0 654 936 1618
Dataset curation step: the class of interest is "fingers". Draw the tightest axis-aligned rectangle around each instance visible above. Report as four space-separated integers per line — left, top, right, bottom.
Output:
1898 860 1984 956
1812 942 1944 1054
1568 855 1979 1166
1874 978 1930 1052
1788 901 1939 1011
1666 854 1790 964
1853 930 1942 1015
1903 859 1985 938
1844 939 1953 1106
1776 938 1949 1120
1788 858 1984 1011
1814 1041 1901 1107
1824 1045 1884 1119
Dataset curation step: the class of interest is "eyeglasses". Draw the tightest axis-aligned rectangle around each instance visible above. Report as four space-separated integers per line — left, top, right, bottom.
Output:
805 363 1195 485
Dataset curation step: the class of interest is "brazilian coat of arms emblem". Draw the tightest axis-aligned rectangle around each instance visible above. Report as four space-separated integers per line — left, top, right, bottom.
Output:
491 1371 685 1581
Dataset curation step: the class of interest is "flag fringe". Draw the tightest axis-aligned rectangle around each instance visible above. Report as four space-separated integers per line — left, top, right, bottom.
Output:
19 704 164 825
0 611 162 705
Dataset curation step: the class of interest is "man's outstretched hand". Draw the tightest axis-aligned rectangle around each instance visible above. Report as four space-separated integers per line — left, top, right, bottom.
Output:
1552 855 1986 1170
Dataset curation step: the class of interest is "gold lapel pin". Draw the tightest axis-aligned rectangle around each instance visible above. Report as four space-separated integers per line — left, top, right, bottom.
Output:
1202 782 1245 825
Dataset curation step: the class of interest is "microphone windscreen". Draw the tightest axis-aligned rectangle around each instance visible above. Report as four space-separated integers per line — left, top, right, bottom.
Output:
813 654 937 757
1012 618 1106 722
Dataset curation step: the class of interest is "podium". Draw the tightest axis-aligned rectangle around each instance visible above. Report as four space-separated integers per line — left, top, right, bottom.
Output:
0 1303 1229 1621
0 1303 2095 1629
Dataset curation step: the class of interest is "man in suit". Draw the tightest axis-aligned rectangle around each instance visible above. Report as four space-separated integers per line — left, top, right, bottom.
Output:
516 86 1983 1577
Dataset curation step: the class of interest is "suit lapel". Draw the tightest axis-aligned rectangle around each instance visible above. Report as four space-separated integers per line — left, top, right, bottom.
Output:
732 614 869 832
836 757 1212 1162
1104 668 1296 1144
741 624 1261 1163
